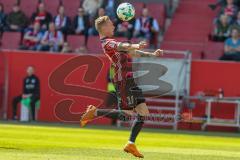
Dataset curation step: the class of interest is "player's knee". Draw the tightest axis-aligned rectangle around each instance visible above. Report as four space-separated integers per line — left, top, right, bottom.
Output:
135 103 150 117
138 109 150 117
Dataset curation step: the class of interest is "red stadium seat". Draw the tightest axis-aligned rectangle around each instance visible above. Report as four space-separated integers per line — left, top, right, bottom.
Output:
161 41 204 59
1 32 21 50
129 2 166 28
129 2 145 17
62 0 81 18
0 0 16 13
146 3 166 28
67 35 85 51
162 0 216 46
164 22 210 43
203 41 224 60
87 36 103 54
44 0 61 17
20 0 39 18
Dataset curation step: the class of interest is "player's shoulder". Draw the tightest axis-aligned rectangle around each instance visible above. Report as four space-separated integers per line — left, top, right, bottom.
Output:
100 37 118 44
101 37 119 50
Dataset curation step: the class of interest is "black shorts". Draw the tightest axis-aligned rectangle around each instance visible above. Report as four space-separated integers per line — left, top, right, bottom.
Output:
115 78 145 110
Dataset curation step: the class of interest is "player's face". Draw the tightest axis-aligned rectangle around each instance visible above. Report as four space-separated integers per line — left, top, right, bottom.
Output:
98 8 105 17
49 23 55 32
33 22 40 31
232 29 239 38
103 20 115 37
142 8 149 17
59 6 65 15
38 3 45 12
26 66 35 76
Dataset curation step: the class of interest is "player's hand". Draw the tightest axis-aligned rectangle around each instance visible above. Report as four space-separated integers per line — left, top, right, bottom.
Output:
152 49 164 56
139 41 147 49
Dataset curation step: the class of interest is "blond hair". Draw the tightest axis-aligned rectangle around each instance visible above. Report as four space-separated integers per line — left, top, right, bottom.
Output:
95 16 110 32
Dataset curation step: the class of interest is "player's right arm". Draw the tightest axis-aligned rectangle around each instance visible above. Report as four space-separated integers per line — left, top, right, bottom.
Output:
116 41 163 57
117 41 147 51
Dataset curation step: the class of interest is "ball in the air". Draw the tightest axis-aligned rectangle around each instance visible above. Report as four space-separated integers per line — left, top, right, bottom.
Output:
117 3 135 21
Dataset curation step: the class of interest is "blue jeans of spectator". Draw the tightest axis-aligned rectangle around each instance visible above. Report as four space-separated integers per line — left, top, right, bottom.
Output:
37 44 61 52
220 52 240 61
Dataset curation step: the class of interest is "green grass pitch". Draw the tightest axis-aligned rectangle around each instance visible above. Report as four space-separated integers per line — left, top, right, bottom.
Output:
0 122 240 160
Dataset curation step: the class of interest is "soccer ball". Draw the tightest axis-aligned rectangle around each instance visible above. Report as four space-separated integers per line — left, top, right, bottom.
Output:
117 3 135 21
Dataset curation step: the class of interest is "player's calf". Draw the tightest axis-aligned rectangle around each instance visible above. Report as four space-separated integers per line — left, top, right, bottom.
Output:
80 106 132 127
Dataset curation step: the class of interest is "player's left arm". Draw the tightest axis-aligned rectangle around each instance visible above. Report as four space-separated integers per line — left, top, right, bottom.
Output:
116 41 163 57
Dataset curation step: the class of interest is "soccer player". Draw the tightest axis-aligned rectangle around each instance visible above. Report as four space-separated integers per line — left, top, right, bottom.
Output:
80 16 163 158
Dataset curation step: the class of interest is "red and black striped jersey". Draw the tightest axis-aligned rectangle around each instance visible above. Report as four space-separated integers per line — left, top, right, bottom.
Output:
101 37 130 83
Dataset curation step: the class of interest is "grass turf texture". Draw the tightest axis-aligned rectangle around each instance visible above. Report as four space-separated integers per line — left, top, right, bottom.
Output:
0 122 240 160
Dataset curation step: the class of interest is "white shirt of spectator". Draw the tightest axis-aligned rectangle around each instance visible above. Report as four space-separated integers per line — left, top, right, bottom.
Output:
42 31 63 46
77 16 84 32
135 17 160 33
55 15 67 28
82 0 103 15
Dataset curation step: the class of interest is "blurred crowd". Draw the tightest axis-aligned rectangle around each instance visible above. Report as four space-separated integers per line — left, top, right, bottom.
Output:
209 0 240 61
0 0 160 53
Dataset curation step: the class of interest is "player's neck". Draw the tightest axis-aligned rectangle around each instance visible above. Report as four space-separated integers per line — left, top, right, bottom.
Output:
99 34 113 39
99 34 105 39
99 34 109 39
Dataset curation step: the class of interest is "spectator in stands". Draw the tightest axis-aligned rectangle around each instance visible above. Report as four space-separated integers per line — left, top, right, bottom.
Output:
91 7 106 35
101 0 122 22
220 27 240 61
82 0 103 19
209 0 227 10
133 8 160 46
20 22 43 50
12 66 40 121
38 22 64 52
115 18 135 40
74 7 90 46
233 10 240 27
96 7 106 18
221 0 238 21
0 3 6 38
209 0 240 10
236 0 240 7
31 3 52 30
54 6 71 36
6 4 28 32
213 14 231 42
